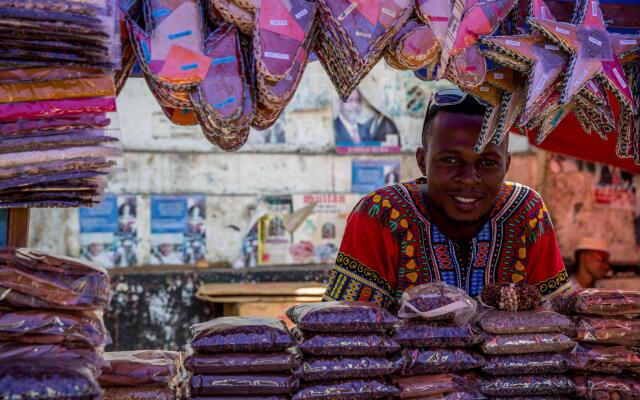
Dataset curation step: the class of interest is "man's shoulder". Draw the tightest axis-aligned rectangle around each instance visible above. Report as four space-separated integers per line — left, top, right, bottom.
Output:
501 181 545 204
352 181 416 215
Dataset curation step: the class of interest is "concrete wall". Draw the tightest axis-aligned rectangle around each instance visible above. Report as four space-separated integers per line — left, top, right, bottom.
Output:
28 62 639 265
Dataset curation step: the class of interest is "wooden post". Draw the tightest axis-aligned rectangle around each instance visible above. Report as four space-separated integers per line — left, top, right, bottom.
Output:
7 209 30 247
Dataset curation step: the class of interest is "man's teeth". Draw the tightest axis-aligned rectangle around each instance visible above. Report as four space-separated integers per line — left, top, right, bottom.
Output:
454 197 476 203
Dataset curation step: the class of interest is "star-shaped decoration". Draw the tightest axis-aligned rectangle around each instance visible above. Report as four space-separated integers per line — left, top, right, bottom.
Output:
528 0 638 113
483 67 526 146
467 82 504 152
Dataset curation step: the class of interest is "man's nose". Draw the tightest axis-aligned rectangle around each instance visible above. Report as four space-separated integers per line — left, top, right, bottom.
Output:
456 164 482 185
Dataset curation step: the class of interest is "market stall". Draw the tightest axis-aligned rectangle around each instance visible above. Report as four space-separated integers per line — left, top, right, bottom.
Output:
1 0 640 398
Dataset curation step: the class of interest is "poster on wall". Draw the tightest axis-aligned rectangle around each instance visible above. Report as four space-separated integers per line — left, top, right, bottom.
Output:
352 159 401 193
259 196 293 265
150 195 206 266
334 89 401 155
290 194 360 264
79 195 138 269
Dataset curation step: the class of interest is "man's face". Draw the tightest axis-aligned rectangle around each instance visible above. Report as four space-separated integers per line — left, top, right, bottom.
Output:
340 90 362 123
160 243 173 256
416 111 511 224
581 250 611 279
89 243 103 256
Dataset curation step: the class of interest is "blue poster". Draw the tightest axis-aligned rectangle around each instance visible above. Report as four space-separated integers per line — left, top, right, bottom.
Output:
79 195 138 268
150 195 206 266
351 160 401 193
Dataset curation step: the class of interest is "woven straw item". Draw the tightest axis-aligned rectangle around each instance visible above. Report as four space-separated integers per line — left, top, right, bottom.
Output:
209 0 254 35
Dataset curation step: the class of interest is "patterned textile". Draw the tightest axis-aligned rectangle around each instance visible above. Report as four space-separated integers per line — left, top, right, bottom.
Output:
324 179 570 310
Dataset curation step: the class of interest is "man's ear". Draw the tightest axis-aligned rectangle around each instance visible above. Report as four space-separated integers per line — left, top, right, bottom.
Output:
505 151 512 174
416 147 427 176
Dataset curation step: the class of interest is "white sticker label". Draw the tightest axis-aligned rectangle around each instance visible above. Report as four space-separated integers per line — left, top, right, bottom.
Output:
356 30 371 38
270 20 288 26
591 1 598 17
556 26 570 35
545 44 560 51
286 75 293 81
264 52 290 60
613 67 628 89
480 86 490 92
536 74 549 92
338 3 357 21
588 36 602 46
506 39 521 46
494 73 504 79
295 9 308 19
621 39 638 45
381 7 396 17
540 6 548 20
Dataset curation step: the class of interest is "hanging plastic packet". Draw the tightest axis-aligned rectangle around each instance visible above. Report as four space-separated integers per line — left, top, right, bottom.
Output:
398 282 477 325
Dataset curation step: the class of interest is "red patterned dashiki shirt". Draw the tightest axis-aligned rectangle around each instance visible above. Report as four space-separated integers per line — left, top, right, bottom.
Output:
323 179 570 310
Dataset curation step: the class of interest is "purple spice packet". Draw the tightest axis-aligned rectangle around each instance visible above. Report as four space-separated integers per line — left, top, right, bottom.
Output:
189 373 299 396
0 363 103 399
300 356 399 381
190 317 296 353
393 321 484 348
399 348 486 376
293 379 401 400
286 302 398 333
184 348 300 374
296 329 400 356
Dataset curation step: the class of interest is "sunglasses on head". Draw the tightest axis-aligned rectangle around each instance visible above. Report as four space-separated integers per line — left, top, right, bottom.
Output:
427 88 468 111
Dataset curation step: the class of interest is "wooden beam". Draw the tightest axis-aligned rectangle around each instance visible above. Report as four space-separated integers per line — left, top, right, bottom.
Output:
7 208 29 247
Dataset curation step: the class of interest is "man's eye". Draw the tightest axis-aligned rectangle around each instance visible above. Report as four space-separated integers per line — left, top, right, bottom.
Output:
480 159 498 167
442 157 459 164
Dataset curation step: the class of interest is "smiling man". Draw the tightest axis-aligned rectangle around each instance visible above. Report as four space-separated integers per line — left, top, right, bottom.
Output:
324 89 570 310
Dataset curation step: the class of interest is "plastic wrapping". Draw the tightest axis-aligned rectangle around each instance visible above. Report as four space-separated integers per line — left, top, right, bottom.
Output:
104 386 176 400
574 289 640 318
571 344 640 374
190 317 296 353
480 282 542 311
189 373 299 396
393 321 484 348
576 318 640 346
479 310 574 335
292 379 401 400
0 342 105 369
0 363 103 400
398 349 485 376
481 353 570 375
99 350 182 388
418 392 487 400
0 247 110 310
184 349 300 374
398 282 477 325
0 308 110 347
286 301 398 333
299 356 398 381
392 373 480 399
573 375 640 400
480 375 575 397
190 397 288 400
295 330 400 356
481 333 576 355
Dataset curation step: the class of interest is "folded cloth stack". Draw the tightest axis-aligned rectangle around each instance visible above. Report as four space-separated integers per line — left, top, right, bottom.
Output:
553 289 640 400
477 307 577 399
99 350 184 399
286 301 401 400
0 0 123 208
313 0 413 101
0 247 111 400
185 316 300 399
391 282 486 400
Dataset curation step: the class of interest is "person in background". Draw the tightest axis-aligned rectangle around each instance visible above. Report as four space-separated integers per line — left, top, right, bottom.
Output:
334 89 399 145
570 238 611 290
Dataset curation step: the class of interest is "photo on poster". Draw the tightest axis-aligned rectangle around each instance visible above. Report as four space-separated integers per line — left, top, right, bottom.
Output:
260 196 293 265
150 195 206 266
334 89 401 155
291 194 360 264
79 195 138 269
352 159 401 193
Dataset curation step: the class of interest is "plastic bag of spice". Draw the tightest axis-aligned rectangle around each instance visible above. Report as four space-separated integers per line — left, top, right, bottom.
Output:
190 317 296 353
574 289 640 318
479 310 574 335
294 328 400 356
576 318 640 346
571 344 640 374
398 348 485 375
286 302 398 333
184 348 300 374
98 350 182 388
299 356 398 381
0 363 103 399
392 373 481 398
189 397 289 400
398 282 477 325
293 379 401 400
104 386 176 400
189 373 299 396
479 375 575 397
393 321 484 348
481 353 570 375
481 333 576 355
0 342 105 369
573 375 640 400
